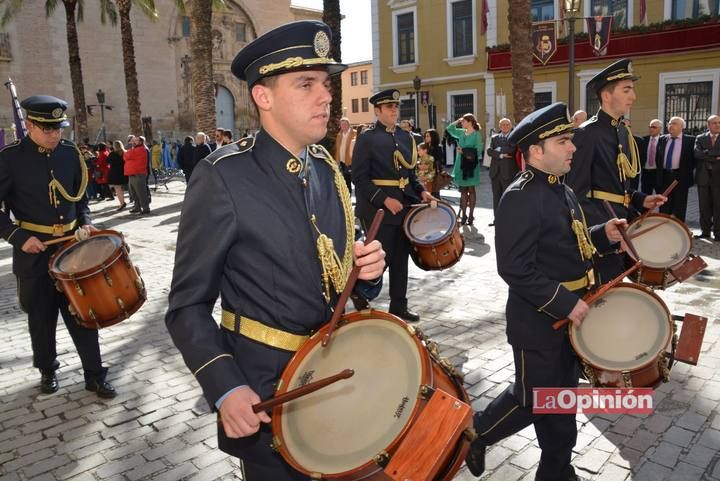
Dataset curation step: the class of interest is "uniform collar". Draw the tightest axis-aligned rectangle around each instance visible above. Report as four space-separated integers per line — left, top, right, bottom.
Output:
527 164 563 188
376 120 395 133
597 108 624 128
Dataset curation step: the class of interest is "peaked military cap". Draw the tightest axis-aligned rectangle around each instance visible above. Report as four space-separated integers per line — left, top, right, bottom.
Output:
587 58 640 95
369 89 401 106
20 95 70 128
508 102 575 152
231 20 347 86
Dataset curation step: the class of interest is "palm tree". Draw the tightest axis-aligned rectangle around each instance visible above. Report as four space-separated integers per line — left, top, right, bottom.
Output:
0 0 117 141
115 0 157 135
186 0 216 135
508 0 534 121
323 0 342 141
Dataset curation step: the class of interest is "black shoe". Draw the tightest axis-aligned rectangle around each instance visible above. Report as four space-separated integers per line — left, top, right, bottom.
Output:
468 216 474 226
535 466 588 481
488 221 495 227
40 371 59 394
85 379 117 399
129 207 141 214
465 441 486 476
116 203 127 212
694 232 711 239
140 209 151 215
350 293 370 311
390 308 420 323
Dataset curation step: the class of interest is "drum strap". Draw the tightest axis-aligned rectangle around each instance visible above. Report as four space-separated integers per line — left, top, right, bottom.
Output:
220 309 309 352
560 268 595 292
587 190 630 208
16 219 77 236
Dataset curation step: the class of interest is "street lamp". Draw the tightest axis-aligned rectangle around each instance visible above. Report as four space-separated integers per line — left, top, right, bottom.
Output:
565 0 580 113
413 75 422 131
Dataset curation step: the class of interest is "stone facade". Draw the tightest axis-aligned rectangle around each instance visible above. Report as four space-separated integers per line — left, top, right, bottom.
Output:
0 0 321 143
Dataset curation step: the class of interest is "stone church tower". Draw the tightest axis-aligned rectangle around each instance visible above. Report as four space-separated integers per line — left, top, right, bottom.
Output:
0 0 322 143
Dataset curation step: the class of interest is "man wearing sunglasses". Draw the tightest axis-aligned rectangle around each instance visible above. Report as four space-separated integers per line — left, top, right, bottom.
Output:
0 95 116 398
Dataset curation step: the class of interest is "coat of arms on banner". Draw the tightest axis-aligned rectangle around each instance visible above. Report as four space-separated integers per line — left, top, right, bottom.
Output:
587 16 613 56
532 22 557 65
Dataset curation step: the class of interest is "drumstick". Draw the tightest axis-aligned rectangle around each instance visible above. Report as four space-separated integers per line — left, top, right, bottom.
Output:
42 228 90 246
628 220 670 240
601 200 642 262
322 209 384 348
552 261 641 330
635 179 678 225
252 368 354 413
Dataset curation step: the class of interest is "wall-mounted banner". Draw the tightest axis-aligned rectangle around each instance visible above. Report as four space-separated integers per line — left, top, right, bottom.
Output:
532 22 557 65
587 16 613 56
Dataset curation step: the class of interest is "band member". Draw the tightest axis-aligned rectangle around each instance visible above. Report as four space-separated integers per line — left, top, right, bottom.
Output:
465 102 626 481
352 89 435 322
165 21 385 481
0 95 116 398
564 58 665 284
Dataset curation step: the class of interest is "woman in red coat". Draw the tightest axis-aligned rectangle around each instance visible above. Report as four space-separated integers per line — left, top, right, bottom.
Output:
94 143 114 200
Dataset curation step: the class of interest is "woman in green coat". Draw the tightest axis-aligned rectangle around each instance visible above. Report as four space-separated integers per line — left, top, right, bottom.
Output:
447 113 484 225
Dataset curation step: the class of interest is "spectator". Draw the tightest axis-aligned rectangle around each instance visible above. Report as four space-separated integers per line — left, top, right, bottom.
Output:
123 136 151 215
177 136 195 182
108 140 128 211
193 132 212 175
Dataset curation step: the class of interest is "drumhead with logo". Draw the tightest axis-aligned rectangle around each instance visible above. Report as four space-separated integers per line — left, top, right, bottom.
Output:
626 214 691 269
404 202 456 244
570 284 671 371
277 317 426 475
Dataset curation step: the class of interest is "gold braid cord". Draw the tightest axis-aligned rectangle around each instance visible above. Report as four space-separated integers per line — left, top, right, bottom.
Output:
310 146 354 302
616 125 640 181
393 135 418 170
48 145 88 207
571 209 596 261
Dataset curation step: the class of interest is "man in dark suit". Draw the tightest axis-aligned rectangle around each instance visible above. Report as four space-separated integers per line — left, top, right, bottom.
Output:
638 119 662 195
353 89 435 323
693 114 720 240
656 116 695 221
487 117 517 225
464 102 626 481
165 21 385 481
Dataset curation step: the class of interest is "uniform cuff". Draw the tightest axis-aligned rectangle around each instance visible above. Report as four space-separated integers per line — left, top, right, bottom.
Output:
538 285 580 320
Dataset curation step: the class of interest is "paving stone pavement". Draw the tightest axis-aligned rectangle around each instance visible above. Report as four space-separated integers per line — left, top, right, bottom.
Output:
1 171 718 481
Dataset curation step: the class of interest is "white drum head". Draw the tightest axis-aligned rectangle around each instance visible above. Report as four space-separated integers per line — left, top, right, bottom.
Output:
626 216 691 268
280 318 423 475
571 286 671 371
54 235 121 273
406 203 455 244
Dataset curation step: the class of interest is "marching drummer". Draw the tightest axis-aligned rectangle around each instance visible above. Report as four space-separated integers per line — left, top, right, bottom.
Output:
465 103 626 481
0 95 116 398
351 89 435 321
165 21 385 481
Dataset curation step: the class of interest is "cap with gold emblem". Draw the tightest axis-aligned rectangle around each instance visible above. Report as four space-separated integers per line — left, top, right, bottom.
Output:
231 20 347 86
369 89 401 106
587 57 640 96
508 102 575 152
20 95 70 128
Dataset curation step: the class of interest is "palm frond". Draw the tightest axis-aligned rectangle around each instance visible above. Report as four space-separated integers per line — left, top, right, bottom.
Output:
0 0 25 27
45 0 59 17
76 0 84 22
133 0 158 21
99 0 117 25
173 0 185 16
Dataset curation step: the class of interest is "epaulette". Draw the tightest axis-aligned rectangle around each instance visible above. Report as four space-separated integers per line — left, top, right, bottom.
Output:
507 170 534 191
0 139 21 153
579 115 598 129
362 124 376 134
207 136 255 166
60 138 77 147
307 143 331 160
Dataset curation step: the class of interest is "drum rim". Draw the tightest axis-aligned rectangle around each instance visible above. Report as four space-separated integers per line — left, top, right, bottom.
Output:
48 230 125 280
271 310 432 478
402 200 458 246
569 283 672 373
626 213 693 269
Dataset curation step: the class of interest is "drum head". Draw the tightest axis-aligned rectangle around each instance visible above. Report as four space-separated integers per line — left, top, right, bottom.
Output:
280 318 423 475
53 234 122 274
626 215 691 268
405 203 456 245
570 285 671 371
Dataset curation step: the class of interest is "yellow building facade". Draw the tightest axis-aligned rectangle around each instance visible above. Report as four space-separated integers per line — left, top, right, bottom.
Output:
372 0 720 138
340 61 375 125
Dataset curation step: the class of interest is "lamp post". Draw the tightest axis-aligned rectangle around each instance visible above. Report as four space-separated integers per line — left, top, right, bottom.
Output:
413 75 422 131
565 0 580 114
87 89 111 142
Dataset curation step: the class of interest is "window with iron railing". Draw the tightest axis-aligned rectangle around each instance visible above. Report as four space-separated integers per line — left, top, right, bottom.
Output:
664 81 713 135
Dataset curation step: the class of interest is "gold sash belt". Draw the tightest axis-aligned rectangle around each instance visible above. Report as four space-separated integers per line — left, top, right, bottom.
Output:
220 309 309 352
16 219 77 236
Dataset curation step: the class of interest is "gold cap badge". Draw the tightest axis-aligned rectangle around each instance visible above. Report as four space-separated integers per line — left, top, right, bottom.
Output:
314 30 330 58
51 108 63 119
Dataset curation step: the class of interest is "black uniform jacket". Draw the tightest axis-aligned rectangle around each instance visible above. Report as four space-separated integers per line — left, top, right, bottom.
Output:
165 129 359 463
496 166 614 349
352 120 425 225
0 137 91 276
564 109 647 225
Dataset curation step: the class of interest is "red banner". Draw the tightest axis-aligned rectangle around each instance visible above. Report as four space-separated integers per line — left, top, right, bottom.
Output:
532 22 558 65
587 16 613 56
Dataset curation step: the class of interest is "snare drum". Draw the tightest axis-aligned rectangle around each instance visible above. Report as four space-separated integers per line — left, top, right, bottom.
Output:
272 311 472 481
49 230 146 329
403 201 464 271
569 283 673 388
625 213 707 288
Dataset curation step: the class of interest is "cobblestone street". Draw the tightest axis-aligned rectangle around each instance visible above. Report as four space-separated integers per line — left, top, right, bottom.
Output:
1 172 718 481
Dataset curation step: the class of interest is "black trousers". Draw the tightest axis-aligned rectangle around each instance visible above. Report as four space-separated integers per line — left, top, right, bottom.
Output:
640 168 658 195
17 274 104 378
698 166 720 236
365 220 411 311
658 169 689 221
241 460 309 481
474 340 580 481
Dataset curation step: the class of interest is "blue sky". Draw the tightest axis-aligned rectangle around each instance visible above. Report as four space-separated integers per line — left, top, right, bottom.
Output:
291 0 372 63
